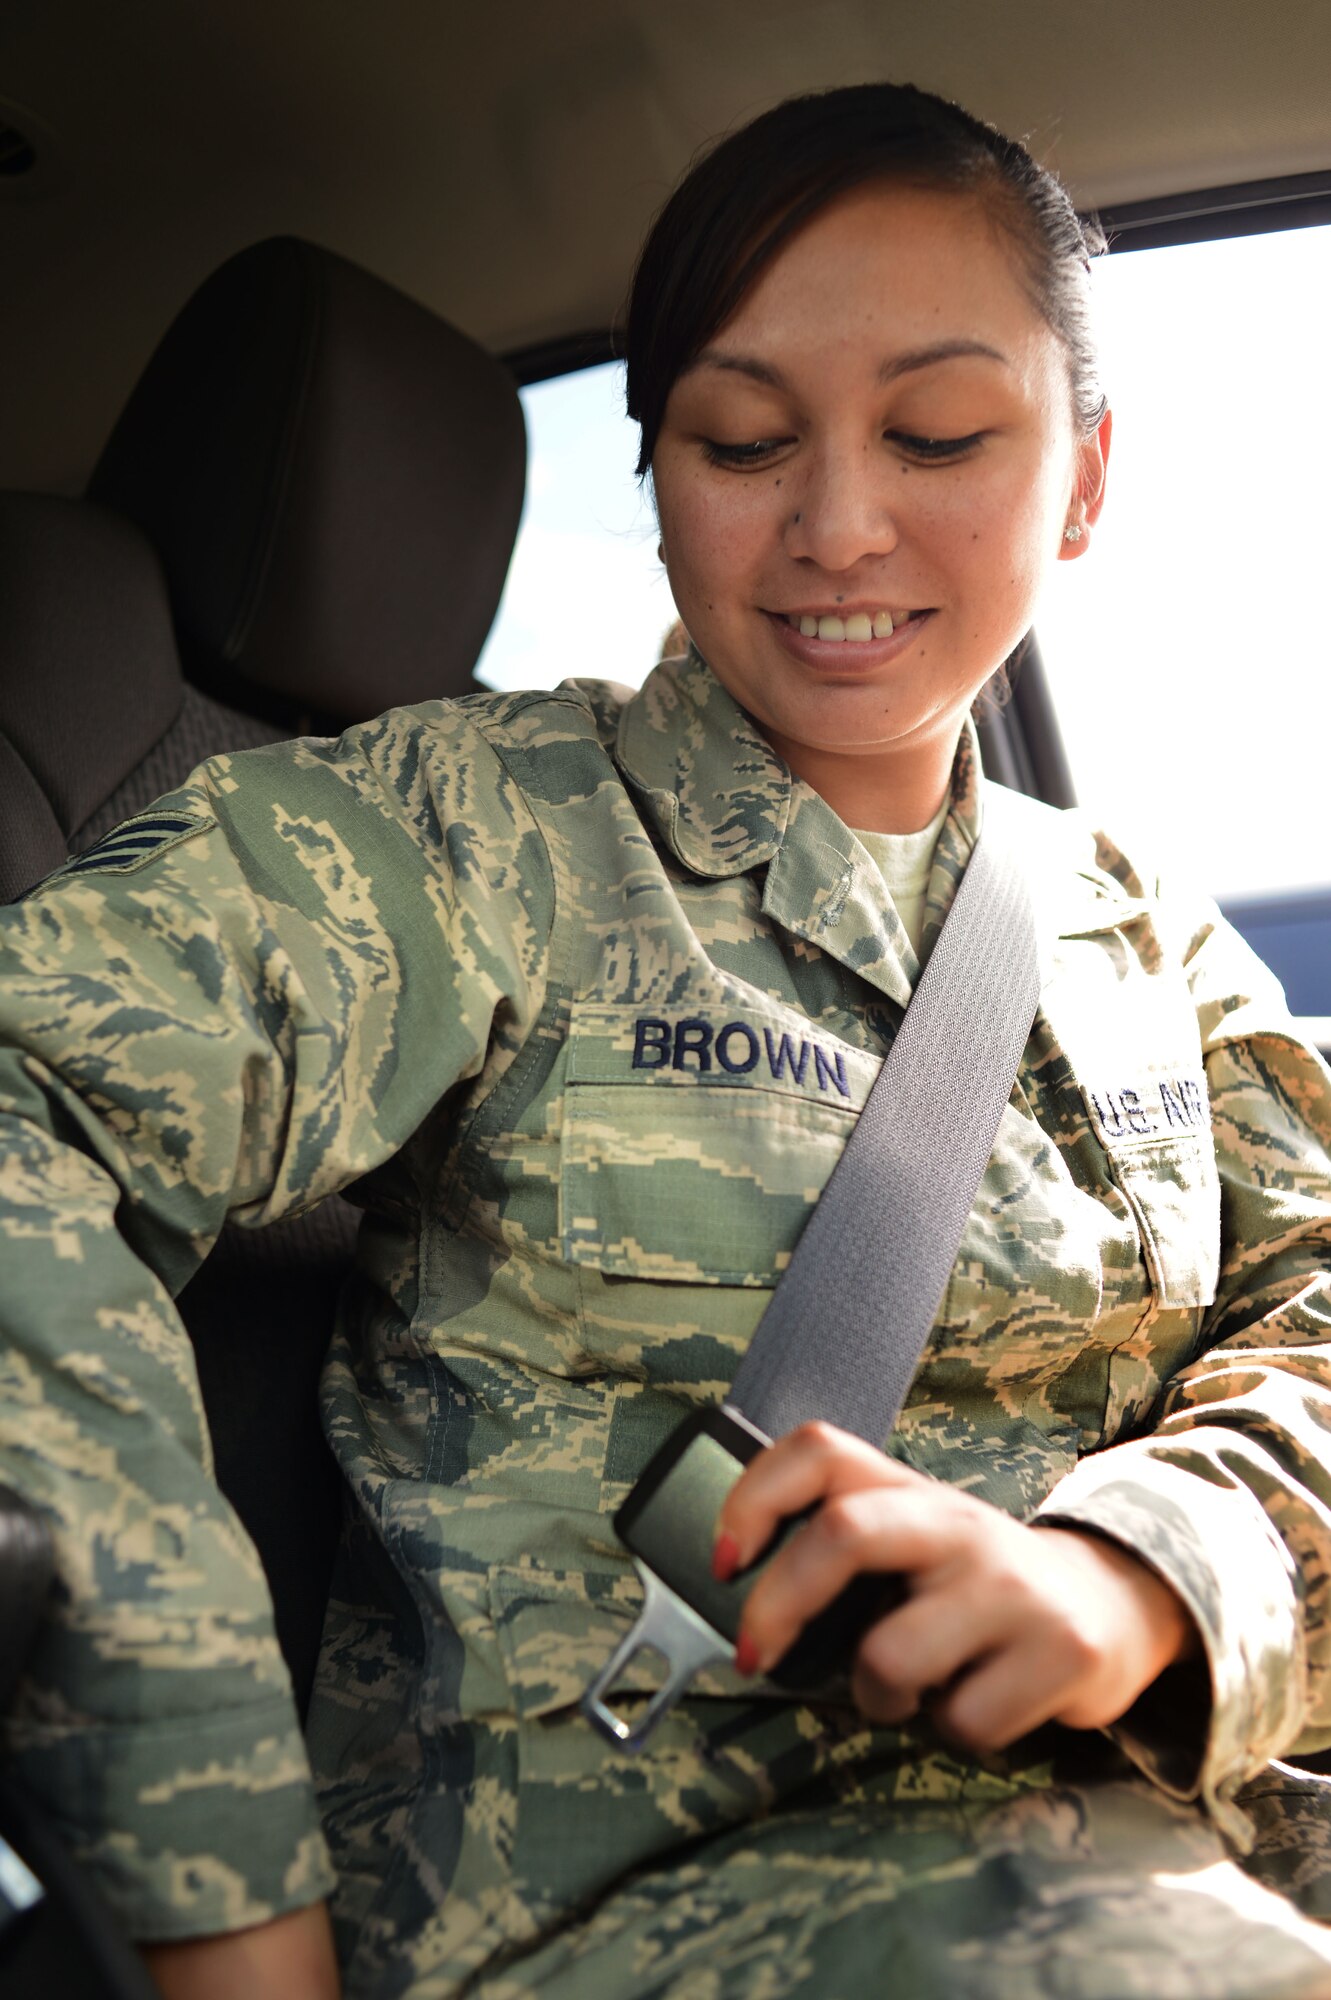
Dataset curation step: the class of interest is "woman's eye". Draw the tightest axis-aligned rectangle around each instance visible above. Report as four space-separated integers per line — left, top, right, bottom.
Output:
887 430 986 463
700 431 985 469
700 438 791 468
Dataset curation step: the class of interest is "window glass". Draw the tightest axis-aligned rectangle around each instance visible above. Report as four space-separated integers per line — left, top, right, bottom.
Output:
473 361 675 696
1036 222 1331 899
480 225 1330 902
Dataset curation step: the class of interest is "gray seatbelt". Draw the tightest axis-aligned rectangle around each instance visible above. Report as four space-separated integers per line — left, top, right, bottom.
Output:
582 821 1041 1749
727 825 1039 1447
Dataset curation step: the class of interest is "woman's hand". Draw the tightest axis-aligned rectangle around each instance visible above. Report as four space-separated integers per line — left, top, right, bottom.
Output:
713 1422 1200 1753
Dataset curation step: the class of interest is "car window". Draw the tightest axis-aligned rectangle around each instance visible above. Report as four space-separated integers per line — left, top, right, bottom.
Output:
473 361 672 697
1036 220 1331 903
481 219 1330 913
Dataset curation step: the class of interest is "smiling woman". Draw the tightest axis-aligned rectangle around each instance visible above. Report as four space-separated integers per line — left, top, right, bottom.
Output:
2 79 1331 2000
651 182 1107 831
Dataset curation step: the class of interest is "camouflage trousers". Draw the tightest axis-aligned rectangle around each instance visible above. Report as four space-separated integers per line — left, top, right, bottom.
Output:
331 1722 1331 1999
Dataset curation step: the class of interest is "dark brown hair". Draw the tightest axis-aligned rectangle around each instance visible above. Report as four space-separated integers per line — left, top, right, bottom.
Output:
625 82 1106 474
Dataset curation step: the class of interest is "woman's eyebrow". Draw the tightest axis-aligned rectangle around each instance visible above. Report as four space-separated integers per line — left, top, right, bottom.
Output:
685 350 786 387
683 338 1010 388
878 339 1010 381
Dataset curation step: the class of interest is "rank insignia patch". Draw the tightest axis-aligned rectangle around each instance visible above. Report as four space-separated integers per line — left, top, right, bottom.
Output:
60 811 212 880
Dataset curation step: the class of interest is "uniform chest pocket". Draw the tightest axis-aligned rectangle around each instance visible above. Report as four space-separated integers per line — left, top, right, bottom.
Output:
561 999 880 1285
1081 1072 1221 1311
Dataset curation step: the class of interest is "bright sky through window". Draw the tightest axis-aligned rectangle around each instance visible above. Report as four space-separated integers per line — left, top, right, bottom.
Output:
1036 223 1330 899
476 224 1331 900
473 362 668 698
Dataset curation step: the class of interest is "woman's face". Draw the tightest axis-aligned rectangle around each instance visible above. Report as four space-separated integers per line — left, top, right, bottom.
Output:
652 183 1109 828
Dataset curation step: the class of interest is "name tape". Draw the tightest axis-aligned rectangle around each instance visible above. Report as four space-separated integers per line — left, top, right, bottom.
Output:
631 1015 852 1098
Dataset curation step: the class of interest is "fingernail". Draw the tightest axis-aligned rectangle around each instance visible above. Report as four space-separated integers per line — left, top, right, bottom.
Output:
735 1631 761 1677
712 1532 740 1582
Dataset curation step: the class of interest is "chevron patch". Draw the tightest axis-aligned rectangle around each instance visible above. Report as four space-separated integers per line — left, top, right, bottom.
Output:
62 811 212 880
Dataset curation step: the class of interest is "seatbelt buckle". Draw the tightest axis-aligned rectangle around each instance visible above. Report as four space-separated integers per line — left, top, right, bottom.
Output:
580 1404 904 1751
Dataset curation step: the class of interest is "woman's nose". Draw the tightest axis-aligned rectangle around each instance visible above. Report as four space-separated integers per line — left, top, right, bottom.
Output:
785 444 900 572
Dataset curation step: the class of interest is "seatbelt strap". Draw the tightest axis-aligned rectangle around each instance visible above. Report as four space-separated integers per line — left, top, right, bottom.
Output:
582 818 1041 1750
726 825 1039 1446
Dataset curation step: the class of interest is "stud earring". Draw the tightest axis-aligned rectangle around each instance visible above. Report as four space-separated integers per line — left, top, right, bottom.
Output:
1063 523 1083 544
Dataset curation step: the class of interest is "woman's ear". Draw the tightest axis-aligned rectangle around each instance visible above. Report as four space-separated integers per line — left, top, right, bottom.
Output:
1083 407 1112 522
1059 407 1113 559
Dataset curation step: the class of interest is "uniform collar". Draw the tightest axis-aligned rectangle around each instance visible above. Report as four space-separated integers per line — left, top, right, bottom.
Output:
614 650 984 871
612 651 1146 1005
614 649 791 878
614 651 984 1010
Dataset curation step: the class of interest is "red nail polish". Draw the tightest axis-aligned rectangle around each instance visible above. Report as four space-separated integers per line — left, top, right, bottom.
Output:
735 1631 761 1676
713 1532 740 1582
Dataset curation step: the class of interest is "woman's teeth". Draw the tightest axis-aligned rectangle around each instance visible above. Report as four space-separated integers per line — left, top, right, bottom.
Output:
791 611 899 641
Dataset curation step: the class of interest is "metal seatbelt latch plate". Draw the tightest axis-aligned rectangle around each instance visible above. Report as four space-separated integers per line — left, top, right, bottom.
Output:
581 1405 903 1751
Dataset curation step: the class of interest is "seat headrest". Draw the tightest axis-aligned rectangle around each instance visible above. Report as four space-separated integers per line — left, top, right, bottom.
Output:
88 238 526 727
0 494 182 873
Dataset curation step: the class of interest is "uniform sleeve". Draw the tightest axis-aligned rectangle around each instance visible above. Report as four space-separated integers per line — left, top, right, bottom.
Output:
0 707 551 1938
1034 893 1331 1844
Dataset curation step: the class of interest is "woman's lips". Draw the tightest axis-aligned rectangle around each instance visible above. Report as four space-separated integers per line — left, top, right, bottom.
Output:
764 607 933 670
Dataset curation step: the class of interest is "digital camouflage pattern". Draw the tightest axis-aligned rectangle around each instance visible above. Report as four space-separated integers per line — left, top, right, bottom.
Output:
2 651 1331 1995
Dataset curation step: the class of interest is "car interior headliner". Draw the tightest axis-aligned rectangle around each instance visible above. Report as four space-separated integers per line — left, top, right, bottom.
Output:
2 0 1329 496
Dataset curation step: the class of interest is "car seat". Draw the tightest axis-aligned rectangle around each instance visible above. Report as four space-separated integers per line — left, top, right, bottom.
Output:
0 235 526 1990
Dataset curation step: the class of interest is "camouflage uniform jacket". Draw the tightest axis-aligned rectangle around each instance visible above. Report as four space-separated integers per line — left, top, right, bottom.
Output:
2 653 1330 1991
